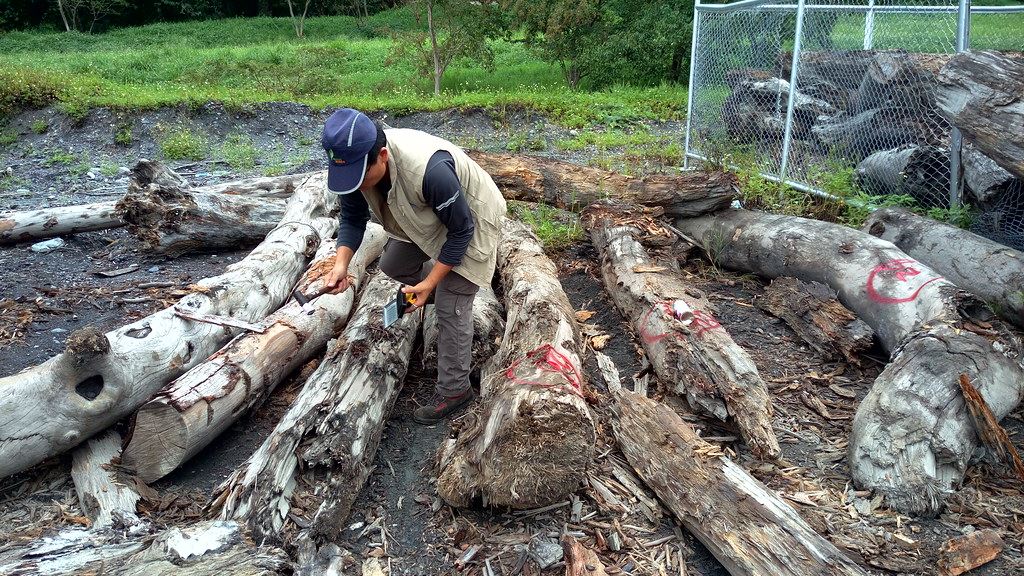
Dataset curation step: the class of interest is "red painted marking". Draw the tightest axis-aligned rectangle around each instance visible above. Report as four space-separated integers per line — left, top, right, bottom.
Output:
691 310 722 338
866 258 943 304
505 343 584 397
638 301 721 342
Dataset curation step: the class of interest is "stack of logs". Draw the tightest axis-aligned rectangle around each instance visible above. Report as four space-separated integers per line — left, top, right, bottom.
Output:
1 143 1023 575
723 49 1024 232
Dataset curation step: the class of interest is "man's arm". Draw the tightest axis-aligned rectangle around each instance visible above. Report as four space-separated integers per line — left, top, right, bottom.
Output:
326 192 371 292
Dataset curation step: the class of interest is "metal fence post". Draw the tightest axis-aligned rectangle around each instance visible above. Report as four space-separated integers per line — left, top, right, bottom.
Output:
683 4 702 170
779 0 808 183
864 0 876 49
949 0 971 208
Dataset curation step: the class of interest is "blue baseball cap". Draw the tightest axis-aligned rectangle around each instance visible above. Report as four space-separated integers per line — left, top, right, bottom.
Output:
322 108 378 195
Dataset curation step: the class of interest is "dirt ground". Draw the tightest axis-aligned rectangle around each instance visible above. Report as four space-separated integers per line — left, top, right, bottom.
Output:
1 105 1023 575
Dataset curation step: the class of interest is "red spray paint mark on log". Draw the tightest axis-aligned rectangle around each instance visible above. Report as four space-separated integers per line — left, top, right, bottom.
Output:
866 258 943 304
505 343 584 397
639 301 721 343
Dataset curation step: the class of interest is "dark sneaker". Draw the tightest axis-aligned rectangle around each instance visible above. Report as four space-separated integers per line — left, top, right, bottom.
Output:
413 390 476 425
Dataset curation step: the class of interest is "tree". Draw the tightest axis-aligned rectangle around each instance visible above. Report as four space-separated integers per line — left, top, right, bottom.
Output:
390 0 504 96
286 0 313 37
505 0 608 89
55 0 127 32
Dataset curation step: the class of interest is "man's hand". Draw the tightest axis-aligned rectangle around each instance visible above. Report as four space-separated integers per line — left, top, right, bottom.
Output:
401 281 434 311
325 259 352 293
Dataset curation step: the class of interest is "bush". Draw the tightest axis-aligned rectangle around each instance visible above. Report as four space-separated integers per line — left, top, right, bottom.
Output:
0 68 62 115
161 127 206 160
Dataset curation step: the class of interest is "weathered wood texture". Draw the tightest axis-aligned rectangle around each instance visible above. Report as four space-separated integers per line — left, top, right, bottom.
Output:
422 284 504 373
116 160 289 256
935 50 1024 180
562 536 609 576
675 209 1024 515
122 225 388 483
0 521 290 576
963 143 1019 204
864 207 1024 328
436 218 596 509
212 270 422 544
70 430 144 528
937 529 1004 576
0 173 336 481
721 77 836 141
0 202 122 245
855 145 949 208
467 150 736 217
585 205 779 459
757 277 874 364
613 389 867 576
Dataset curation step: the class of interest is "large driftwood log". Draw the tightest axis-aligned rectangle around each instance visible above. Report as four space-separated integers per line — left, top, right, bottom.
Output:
855 145 950 208
212 270 422 544
71 430 144 528
757 277 874 364
963 143 1019 204
613 389 868 576
721 77 836 141
812 109 922 162
0 202 122 245
122 226 388 483
864 208 1024 328
855 50 936 115
436 218 597 509
676 209 1024 515
0 173 336 481
0 170 306 246
116 160 289 256
0 521 290 575
585 205 779 459
935 50 1024 180
467 150 736 217
422 284 504 373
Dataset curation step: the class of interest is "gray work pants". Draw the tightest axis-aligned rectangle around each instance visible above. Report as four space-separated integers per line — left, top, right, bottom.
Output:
379 239 477 397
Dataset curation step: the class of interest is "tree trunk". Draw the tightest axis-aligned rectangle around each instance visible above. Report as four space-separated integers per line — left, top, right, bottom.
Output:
212 270 423 544
855 145 950 208
721 77 836 142
0 171 305 246
421 285 504 374
675 209 1024 515
427 0 442 96
962 143 1019 204
585 204 779 460
116 160 292 256
0 173 336 481
935 50 1024 180
435 219 596 509
0 521 290 576
0 202 121 245
812 109 923 162
122 226 388 483
855 50 936 115
466 151 736 217
71 430 144 528
613 389 868 576
864 207 1024 329
757 277 874 364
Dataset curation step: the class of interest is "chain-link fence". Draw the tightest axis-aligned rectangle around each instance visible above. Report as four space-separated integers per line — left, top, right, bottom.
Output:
683 0 1024 249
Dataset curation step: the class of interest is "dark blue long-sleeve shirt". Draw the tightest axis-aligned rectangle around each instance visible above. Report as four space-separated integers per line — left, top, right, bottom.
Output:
336 150 475 267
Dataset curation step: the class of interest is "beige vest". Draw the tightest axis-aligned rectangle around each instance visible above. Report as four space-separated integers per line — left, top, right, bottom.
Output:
359 129 506 287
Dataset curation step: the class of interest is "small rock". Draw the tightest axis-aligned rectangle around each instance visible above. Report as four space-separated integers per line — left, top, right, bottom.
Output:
31 238 66 253
148 266 160 273
116 177 130 185
529 538 563 569
118 167 131 175
47 195 56 200
51 328 67 334
15 188 29 194
87 171 96 179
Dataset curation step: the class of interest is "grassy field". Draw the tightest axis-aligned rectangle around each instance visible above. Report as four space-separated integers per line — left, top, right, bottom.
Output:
0 8 687 126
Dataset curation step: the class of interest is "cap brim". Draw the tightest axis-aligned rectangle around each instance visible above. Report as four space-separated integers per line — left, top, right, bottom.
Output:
326 154 368 195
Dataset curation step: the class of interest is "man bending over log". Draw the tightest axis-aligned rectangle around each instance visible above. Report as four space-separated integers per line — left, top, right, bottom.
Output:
321 108 506 424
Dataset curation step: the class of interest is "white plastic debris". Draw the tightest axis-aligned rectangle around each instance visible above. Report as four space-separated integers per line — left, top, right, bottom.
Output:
30 238 66 253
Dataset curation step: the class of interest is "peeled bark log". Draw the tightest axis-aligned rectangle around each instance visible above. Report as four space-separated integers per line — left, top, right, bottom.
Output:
864 207 1024 328
212 270 422 544
585 205 779 459
122 226 388 483
935 51 1024 180
613 389 867 576
721 77 836 141
813 109 922 162
963 143 1019 204
758 277 874 364
436 218 597 509
0 173 336 481
855 145 950 208
467 150 736 217
422 285 504 374
198 172 312 197
676 209 1024 515
116 160 292 256
71 430 143 528
0 521 290 576
0 202 121 245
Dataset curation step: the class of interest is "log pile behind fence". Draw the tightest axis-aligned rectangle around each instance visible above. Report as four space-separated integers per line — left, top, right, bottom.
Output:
684 0 1024 250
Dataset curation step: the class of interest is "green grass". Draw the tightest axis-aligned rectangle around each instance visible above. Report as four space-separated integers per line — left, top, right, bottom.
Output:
31 119 47 134
160 127 206 161
0 130 17 147
114 122 132 145
507 201 583 251
44 149 76 166
0 11 687 125
219 133 258 170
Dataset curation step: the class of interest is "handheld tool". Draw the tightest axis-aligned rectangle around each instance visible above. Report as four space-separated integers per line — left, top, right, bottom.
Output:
383 285 416 328
292 288 317 315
